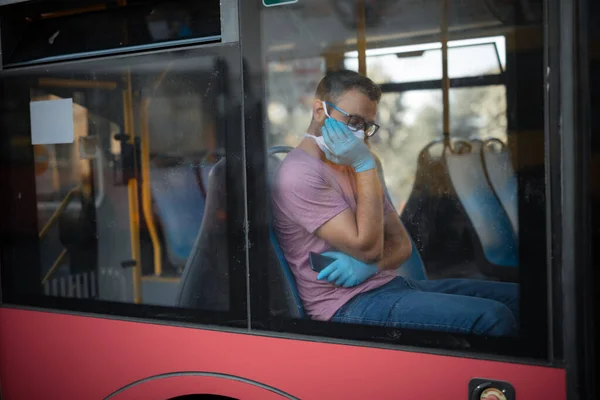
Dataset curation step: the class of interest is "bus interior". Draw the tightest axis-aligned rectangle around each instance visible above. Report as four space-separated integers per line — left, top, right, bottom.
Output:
1 0 550 355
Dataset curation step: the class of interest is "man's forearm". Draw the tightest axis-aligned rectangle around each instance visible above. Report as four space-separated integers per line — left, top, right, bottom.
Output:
354 169 384 261
376 235 412 270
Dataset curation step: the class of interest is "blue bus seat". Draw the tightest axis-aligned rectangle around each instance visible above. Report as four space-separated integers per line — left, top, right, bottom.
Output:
267 146 306 318
400 138 517 282
481 138 518 236
200 163 215 196
444 140 518 280
150 163 206 268
176 158 229 311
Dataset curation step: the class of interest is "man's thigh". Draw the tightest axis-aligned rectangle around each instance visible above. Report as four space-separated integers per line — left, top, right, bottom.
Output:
333 278 518 336
407 277 519 321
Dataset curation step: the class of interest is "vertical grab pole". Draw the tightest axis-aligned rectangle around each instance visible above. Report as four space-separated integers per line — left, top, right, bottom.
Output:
140 96 163 277
356 0 367 76
123 71 143 304
441 0 451 143
139 65 172 277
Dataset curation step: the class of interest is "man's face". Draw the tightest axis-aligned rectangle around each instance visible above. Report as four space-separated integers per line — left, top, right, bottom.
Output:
314 89 378 139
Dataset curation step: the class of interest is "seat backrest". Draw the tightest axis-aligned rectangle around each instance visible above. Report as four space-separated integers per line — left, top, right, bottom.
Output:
444 141 518 268
176 158 229 311
151 164 206 268
267 147 306 318
481 139 518 236
400 139 457 268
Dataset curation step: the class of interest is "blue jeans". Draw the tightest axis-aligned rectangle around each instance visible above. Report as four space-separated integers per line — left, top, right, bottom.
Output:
331 277 519 337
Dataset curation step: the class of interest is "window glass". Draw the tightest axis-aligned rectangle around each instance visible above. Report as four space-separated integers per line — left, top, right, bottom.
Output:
344 38 505 84
1 0 221 67
0 44 247 326
257 0 547 357
267 57 326 146
366 90 443 210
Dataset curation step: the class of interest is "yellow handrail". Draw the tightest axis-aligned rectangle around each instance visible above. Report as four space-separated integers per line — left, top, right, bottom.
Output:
128 179 142 303
441 0 451 139
137 62 173 277
140 97 163 277
41 248 68 285
123 71 143 303
356 0 367 76
38 186 81 239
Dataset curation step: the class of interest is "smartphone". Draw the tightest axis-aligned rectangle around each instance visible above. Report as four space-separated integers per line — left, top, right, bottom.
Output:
309 252 337 273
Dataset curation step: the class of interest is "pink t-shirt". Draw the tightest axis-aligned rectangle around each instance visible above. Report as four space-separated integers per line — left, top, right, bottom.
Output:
271 148 397 321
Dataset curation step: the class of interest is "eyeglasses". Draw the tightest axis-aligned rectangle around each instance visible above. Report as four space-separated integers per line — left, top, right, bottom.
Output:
324 101 380 137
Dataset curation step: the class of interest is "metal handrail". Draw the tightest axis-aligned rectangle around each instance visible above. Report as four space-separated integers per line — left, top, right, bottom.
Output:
140 97 163 277
38 185 81 239
41 248 68 285
139 62 174 277
123 70 143 304
441 0 450 141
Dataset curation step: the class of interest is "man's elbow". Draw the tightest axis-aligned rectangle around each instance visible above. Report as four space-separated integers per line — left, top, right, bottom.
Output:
356 239 384 264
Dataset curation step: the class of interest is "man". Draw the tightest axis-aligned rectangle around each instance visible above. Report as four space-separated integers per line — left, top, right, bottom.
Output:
271 70 518 337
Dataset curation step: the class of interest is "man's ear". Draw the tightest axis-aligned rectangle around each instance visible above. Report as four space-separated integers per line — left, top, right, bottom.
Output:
312 99 326 124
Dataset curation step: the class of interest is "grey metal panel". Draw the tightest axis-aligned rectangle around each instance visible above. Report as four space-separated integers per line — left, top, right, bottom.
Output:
0 19 3 71
67 275 74 297
220 0 239 43
0 0 30 6
141 279 180 307
3 35 222 69
82 273 89 298
90 271 96 298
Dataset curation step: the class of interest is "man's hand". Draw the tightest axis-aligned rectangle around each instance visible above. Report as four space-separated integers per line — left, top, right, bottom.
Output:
321 118 375 173
317 251 378 288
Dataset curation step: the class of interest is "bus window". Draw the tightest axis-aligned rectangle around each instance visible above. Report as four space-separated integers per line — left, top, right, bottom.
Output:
360 89 444 211
254 0 547 357
344 37 505 84
0 44 247 327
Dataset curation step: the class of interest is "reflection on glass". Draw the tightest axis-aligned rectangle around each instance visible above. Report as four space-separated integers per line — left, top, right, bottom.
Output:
2 0 221 66
450 86 507 141
267 57 326 147
345 36 506 84
370 90 442 211
3 50 231 312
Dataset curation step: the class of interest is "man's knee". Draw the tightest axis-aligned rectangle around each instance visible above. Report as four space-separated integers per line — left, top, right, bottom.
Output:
474 302 518 337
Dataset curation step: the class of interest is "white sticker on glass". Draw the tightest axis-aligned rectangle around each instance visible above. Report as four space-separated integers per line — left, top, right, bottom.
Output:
30 98 74 145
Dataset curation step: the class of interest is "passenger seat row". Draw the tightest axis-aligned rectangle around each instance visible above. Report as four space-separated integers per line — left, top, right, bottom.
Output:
176 137 519 319
401 137 518 282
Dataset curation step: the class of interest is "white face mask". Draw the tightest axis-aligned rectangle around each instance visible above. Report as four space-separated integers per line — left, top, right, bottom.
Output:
305 101 365 153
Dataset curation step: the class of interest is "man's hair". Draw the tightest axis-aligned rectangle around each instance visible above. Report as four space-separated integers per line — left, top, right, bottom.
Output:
315 69 382 104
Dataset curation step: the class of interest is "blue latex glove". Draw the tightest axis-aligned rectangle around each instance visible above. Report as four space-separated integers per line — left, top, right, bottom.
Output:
317 251 378 288
321 118 375 173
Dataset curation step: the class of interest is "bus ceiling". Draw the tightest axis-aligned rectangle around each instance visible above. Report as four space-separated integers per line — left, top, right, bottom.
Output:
262 0 541 61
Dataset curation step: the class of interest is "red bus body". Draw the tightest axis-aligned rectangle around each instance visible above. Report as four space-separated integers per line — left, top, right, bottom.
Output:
0 0 597 399
0 308 565 399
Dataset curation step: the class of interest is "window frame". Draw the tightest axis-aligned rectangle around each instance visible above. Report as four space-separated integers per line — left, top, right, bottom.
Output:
0 41 249 330
245 0 554 362
0 0 223 68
